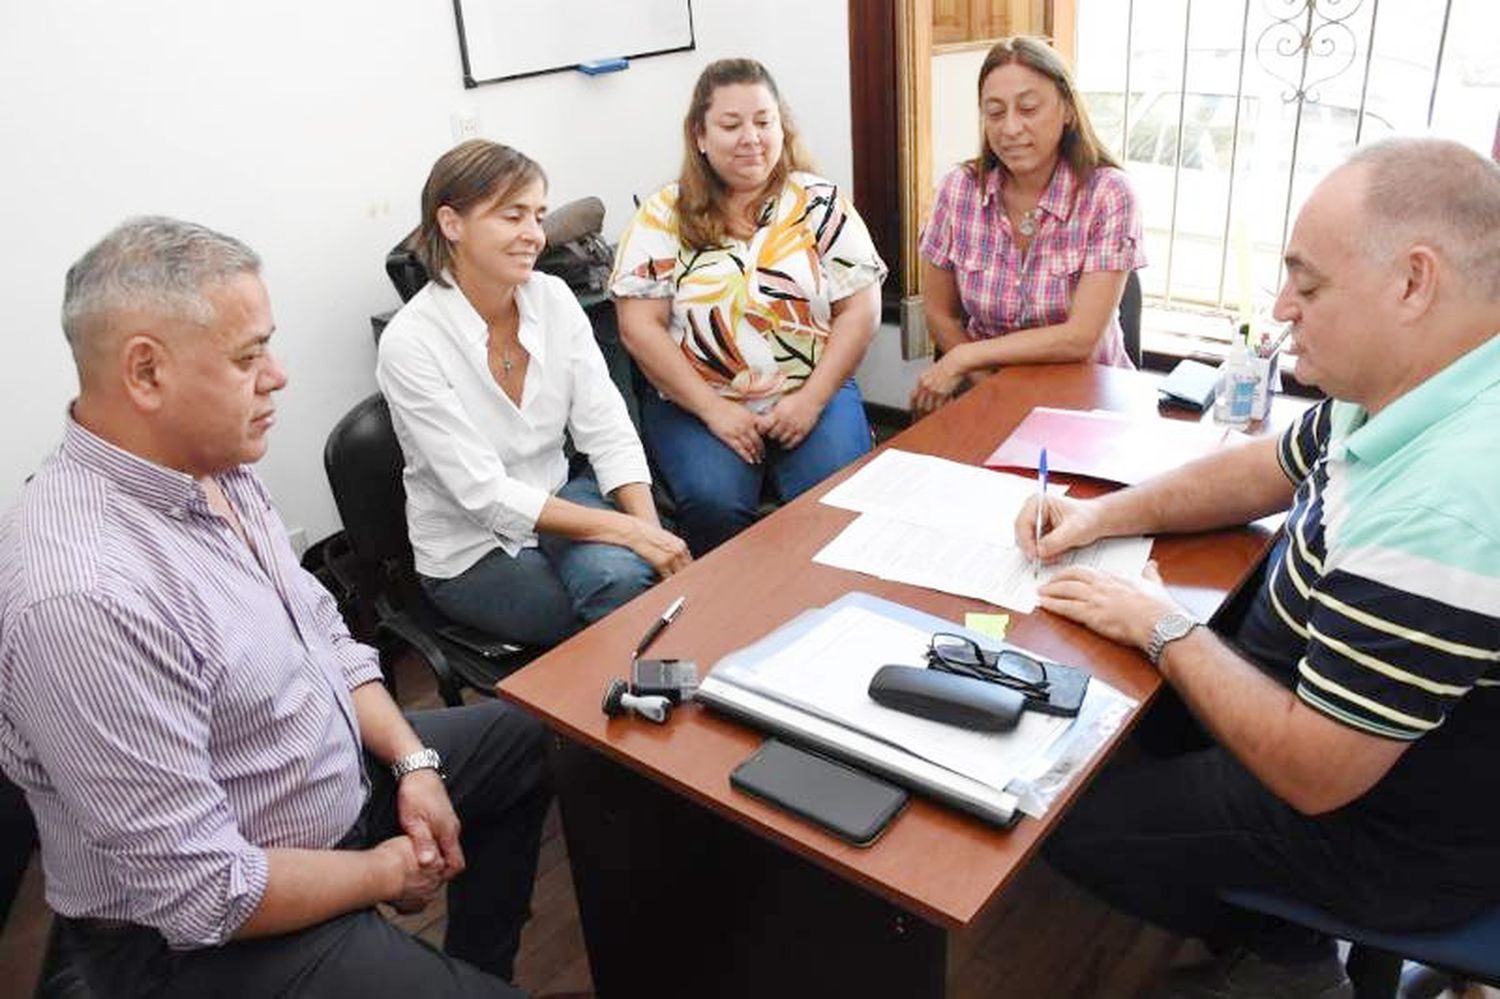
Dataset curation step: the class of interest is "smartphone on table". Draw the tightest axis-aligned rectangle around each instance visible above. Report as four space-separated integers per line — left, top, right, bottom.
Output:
730 739 908 847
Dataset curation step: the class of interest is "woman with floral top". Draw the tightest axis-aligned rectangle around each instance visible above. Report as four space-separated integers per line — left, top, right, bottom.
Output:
611 58 887 556
911 36 1146 416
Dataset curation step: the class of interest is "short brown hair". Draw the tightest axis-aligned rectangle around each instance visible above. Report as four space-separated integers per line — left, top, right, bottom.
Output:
676 58 813 250
416 140 546 287
967 36 1120 192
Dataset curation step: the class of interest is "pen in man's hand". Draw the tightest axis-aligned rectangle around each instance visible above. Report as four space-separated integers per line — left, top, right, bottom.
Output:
633 595 686 660
1032 447 1048 579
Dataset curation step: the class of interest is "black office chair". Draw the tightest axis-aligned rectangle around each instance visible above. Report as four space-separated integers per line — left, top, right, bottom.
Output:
322 394 539 706
1119 269 1143 367
2 778 91 998
384 228 426 304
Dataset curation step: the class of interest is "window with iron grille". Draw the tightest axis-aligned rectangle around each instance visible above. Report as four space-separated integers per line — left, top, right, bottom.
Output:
1073 0 1499 360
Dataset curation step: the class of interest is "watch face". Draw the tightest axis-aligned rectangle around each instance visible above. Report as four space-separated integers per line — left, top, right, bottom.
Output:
1149 612 1198 665
1161 614 1195 641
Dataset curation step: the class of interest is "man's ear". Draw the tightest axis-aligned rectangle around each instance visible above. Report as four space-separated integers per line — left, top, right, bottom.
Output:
120 333 169 412
436 204 463 244
1396 244 1440 319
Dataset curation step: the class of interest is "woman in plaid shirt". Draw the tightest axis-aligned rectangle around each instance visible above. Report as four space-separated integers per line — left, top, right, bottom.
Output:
911 36 1147 416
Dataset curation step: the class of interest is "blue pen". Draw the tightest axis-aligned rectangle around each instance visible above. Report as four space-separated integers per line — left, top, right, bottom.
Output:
1032 447 1048 578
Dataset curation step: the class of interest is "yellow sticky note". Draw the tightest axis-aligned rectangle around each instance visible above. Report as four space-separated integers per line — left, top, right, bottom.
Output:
965 612 1010 640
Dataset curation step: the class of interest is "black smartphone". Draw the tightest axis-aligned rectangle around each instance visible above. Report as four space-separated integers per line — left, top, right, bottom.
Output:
730 739 908 846
1027 659 1090 717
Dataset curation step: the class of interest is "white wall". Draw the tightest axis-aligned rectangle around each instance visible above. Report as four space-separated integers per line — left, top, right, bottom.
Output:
0 0 854 543
932 47 987 181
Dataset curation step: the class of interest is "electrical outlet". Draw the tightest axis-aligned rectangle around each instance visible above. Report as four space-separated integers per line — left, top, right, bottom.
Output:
450 110 481 143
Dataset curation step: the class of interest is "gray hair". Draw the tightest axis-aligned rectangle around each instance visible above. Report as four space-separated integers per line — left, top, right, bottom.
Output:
1346 138 1500 301
62 216 261 362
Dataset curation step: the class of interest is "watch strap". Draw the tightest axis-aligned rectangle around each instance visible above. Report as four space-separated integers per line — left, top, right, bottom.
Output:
390 747 443 781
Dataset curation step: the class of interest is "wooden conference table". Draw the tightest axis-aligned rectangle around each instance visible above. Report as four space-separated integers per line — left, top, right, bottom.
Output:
499 362 1287 998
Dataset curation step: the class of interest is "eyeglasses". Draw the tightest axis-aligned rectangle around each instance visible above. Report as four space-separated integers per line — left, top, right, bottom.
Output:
926 632 1051 698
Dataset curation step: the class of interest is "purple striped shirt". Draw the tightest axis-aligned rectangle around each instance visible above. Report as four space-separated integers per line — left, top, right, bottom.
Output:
0 417 383 948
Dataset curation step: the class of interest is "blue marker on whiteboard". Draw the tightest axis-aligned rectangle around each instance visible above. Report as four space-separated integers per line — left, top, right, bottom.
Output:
578 57 629 75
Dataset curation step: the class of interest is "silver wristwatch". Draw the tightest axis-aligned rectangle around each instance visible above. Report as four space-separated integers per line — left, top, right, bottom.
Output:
1146 611 1200 666
390 747 444 781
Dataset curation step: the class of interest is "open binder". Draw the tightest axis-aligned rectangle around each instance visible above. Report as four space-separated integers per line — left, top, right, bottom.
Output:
696 592 1135 828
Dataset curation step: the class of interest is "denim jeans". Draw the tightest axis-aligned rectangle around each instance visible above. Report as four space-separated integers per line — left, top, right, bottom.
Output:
641 378 872 556
423 473 656 647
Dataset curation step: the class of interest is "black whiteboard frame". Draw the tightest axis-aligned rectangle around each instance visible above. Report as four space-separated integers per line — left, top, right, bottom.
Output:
452 0 697 88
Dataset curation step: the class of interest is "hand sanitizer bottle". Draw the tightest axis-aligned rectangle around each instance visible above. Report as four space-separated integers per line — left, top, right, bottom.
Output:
1214 340 1256 427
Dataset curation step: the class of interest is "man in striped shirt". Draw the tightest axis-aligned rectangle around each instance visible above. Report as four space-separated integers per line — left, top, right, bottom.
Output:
1015 138 1500 998
0 218 549 997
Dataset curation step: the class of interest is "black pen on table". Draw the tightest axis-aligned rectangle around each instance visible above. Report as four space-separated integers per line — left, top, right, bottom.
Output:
633 595 685 660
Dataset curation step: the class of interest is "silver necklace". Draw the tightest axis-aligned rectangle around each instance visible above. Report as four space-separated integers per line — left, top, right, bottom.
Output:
490 334 517 376
1017 207 1040 238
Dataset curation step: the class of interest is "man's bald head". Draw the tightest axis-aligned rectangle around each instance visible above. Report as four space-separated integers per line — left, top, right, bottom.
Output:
1340 138 1500 302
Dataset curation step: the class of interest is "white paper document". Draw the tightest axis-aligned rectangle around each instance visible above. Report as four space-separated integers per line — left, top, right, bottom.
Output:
813 513 1153 613
820 449 1046 547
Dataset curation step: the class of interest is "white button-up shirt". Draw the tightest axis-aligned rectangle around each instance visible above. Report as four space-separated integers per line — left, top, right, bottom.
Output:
376 273 650 578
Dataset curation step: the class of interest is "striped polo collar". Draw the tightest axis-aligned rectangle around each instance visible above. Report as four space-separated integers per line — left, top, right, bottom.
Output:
1344 332 1500 467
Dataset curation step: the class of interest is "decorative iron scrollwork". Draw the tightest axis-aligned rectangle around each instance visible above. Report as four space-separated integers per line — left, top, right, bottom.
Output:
1256 0 1366 105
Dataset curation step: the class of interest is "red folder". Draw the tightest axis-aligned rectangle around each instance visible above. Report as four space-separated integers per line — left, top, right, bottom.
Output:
984 407 1245 486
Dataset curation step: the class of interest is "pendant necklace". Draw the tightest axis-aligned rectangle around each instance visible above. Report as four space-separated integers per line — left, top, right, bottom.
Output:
1017 207 1040 238
499 344 515 375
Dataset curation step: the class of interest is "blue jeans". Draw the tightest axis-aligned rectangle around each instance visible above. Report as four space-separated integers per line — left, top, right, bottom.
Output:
642 379 871 556
422 474 656 647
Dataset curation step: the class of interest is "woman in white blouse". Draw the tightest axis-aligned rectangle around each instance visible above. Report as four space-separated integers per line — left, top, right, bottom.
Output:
377 140 690 647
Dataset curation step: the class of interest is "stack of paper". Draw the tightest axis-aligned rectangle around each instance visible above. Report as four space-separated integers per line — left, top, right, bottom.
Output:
815 449 1152 613
697 593 1136 826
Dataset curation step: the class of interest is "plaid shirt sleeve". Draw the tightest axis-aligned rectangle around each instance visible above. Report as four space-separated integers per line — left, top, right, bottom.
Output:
1080 169 1147 274
918 167 966 270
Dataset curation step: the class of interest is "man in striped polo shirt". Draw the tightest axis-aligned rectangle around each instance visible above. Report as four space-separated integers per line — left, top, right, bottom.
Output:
0 218 549 997
1015 138 1500 998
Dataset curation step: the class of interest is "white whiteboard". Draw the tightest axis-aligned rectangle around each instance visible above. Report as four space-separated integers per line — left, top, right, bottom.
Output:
454 0 695 85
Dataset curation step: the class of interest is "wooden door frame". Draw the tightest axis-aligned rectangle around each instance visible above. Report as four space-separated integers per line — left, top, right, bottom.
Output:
848 0 1074 357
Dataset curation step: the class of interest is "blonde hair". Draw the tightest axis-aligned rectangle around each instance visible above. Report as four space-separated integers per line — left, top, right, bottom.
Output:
676 58 813 250
967 36 1120 192
416 140 546 287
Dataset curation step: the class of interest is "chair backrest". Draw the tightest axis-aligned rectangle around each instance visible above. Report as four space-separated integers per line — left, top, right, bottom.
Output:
0 775 36 928
323 394 413 572
1119 269 1143 367
385 229 426 304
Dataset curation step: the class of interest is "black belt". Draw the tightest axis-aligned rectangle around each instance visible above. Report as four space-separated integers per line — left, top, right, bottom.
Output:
62 915 144 935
